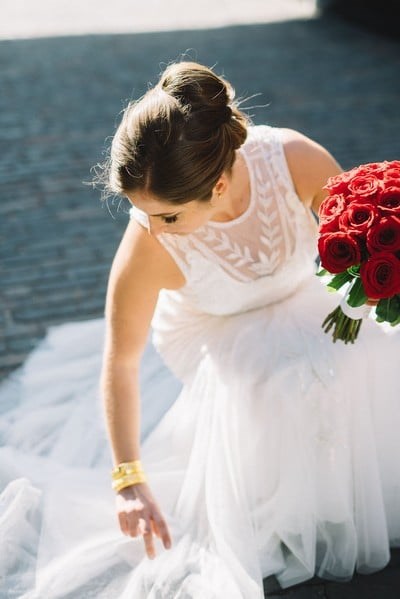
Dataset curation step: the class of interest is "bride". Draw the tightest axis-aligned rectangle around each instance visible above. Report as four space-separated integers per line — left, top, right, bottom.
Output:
1 60 399 598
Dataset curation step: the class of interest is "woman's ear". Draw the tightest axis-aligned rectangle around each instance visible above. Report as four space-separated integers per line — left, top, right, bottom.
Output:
213 174 228 197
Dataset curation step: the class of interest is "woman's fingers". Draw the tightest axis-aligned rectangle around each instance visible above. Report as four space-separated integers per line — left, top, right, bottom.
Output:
152 512 172 549
116 488 172 557
138 517 156 559
150 518 160 538
118 512 129 536
116 493 142 537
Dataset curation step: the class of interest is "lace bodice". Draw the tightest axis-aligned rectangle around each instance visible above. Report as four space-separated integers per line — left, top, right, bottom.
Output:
129 125 318 317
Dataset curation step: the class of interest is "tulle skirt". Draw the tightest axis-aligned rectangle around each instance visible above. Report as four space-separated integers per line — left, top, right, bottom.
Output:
0 274 399 598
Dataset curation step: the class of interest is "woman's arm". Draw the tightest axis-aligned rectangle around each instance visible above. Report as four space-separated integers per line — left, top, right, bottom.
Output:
101 218 184 465
281 128 378 307
280 128 343 218
101 219 184 558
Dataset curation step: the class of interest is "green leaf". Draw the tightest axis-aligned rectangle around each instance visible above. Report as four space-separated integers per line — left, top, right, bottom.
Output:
375 296 400 324
316 268 328 277
327 270 354 291
347 277 368 307
390 315 400 327
347 264 361 278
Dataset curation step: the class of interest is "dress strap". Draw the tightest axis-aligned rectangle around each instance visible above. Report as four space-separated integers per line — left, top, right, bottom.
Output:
129 204 150 231
128 205 190 281
265 126 307 216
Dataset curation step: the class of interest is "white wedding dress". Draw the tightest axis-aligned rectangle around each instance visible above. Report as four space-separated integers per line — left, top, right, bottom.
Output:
1 125 399 599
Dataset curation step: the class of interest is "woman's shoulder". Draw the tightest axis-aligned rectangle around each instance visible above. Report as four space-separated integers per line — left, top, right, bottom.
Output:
245 125 342 210
111 218 186 291
246 123 317 152
247 123 326 152
278 127 342 211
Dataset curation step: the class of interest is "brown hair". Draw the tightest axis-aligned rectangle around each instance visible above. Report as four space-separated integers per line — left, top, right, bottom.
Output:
104 61 249 205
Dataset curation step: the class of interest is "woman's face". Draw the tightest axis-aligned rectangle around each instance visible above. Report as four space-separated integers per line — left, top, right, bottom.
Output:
126 191 216 235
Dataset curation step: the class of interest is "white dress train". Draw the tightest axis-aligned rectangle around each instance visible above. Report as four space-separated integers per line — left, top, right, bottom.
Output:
1 125 399 598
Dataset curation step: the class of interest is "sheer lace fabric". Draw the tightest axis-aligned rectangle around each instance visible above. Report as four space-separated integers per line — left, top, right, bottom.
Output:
158 126 304 284
132 126 319 318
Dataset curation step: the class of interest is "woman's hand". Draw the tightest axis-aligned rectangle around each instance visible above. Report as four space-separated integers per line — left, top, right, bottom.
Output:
115 482 172 559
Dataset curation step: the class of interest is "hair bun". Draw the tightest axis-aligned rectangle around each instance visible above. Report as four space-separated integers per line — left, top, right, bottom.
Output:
104 61 249 204
222 105 232 124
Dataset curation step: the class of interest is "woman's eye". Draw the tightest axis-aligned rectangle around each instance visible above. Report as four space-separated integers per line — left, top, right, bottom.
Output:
163 214 179 224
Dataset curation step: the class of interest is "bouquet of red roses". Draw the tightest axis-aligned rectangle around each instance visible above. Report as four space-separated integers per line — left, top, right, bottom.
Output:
317 160 400 343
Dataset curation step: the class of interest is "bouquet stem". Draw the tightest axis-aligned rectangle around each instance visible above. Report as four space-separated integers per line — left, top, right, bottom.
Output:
322 306 363 344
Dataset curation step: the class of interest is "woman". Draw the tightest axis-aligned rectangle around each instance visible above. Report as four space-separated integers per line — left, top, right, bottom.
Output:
0 61 399 598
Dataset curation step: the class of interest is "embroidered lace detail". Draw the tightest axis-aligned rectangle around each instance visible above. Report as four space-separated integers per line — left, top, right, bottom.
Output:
155 126 302 283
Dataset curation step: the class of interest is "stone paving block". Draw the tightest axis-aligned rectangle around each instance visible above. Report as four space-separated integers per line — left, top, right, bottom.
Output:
2 321 45 338
0 353 30 369
267 584 327 598
2 285 32 298
1 270 61 286
12 299 102 324
7 336 39 354
263 551 400 597
325 571 400 599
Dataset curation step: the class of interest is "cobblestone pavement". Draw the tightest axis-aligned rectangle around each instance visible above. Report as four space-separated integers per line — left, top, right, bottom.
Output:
1 6 400 597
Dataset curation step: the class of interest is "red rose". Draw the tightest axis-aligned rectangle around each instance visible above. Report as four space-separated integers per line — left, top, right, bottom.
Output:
318 232 361 274
385 163 400 179
376 187 400 215
356 163 386 179
382 160 400 184
386 160 400 169
318 193 347 231
384 169 400 183
383 179 400 191
319 219 340 234
324 169 358 195
338 202 379 236
347 174 381 200
360 253 400 299
366 216 400 253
